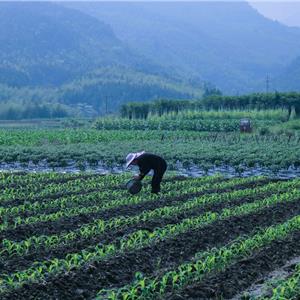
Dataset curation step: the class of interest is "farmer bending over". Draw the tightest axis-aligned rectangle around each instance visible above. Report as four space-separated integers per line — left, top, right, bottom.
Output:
126 151 167 194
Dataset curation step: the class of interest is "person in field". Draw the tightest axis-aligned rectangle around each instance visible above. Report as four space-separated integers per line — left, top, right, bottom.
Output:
126 151 167 194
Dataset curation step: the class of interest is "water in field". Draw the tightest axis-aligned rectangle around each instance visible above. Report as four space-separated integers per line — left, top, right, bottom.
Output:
0 160 300 179
176 162 300 179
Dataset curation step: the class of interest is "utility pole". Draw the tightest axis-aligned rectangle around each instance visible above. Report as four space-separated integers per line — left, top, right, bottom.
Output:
266 74 270 94
105 96 108 115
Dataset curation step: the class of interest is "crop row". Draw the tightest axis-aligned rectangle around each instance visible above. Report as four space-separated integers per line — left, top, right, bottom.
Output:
149 109 289 121
1 187 299 294
261 262 300 300
0 178 258 232
0 175 223 218
0 172 215 208
0 173 101 197
93 117 279 132
0 176 260 231
0 129 229 146
0 178 296 257
1 178 297 258
0 173 131 204
0 123 294 148
96 215 300 299
0 172 94 190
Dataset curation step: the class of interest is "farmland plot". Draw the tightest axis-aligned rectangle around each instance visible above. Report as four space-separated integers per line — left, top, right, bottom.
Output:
0 173 300 299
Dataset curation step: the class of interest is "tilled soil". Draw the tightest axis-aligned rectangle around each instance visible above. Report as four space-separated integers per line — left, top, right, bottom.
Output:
2 197 300 300
1 187 281 274
0 178 272 242
169 231 300 300
1 176 224 217
0 173 105 190
0 175 224 211
230 256 300 299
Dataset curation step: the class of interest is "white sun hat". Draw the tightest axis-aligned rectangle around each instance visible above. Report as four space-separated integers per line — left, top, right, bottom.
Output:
126 151 145 168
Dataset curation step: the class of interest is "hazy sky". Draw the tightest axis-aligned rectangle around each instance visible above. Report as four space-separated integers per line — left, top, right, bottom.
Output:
2 0 300 27
249 1 300 27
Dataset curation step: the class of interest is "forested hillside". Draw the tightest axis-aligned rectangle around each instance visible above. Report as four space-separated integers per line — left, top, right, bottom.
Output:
0 67 202 119
1 1 300 119
69 1 300 93
0 2 202 118
274 57 300 92
0 2 132 87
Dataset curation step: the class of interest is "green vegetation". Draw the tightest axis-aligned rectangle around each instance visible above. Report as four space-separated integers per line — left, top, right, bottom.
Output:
261 262 300 299
71 2 300 94
0 3 299 299
96 108 288 131
0 105 298 171
0 67 201 119
0 173 299 299
120 93 300 119
97 215 300 299
0 128 298 170
201 92 300 115
0 101 70 120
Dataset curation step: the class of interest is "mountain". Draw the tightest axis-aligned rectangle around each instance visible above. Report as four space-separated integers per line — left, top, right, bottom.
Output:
1 1 300 119
0 65 202 117
56 67 202 112
0 2 137 87
273 57 300 92
67 1 300 94
0 1 189 87
0 2 202 116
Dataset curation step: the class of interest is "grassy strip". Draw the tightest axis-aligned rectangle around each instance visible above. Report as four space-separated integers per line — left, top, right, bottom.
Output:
0 176 258 231
0 187 299 294
96 215 300 300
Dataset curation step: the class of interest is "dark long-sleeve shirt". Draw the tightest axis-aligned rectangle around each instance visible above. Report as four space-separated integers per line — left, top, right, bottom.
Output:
137 153 167 179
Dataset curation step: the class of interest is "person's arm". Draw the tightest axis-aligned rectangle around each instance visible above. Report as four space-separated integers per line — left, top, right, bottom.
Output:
136 165 150 180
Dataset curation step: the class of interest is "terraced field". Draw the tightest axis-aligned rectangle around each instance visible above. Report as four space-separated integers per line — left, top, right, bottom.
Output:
0 172 300 299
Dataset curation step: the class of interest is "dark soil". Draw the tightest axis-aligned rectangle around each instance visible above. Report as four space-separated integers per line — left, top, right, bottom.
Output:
0 175 224 209
2 196 300 300
1 176 224 217
0 173 103 190
169 231 300 300
0 184 281 274
1 176 122 208
0 178 271 242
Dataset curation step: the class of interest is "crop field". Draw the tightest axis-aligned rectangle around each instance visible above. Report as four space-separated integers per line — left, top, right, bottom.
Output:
0 108 299 172
0 129 299 171
0 172 300 299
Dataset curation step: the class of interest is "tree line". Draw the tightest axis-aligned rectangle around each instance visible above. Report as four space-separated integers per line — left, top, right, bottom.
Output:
0 102 69 120
120 92 300 119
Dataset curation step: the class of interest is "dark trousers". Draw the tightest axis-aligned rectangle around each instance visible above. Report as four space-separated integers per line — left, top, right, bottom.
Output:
151 163 167 193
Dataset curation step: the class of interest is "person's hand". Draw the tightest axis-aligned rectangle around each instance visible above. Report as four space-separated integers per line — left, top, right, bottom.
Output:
134 174 142 180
